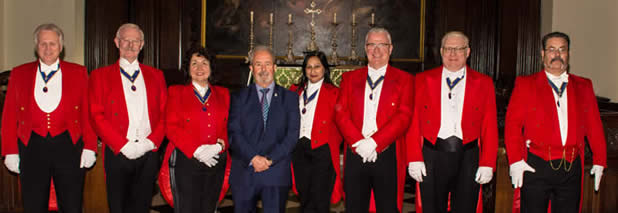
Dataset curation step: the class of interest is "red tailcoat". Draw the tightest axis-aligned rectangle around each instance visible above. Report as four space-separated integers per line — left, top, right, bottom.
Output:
505 71 607 213
1 60 96 155
335 65 414 211
406 66 499 213
1 60 97 210
290 82 343 204
159 84 231 206
88 61 167 154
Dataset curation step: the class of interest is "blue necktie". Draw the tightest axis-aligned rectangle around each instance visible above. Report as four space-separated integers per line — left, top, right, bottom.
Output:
260 88 270 127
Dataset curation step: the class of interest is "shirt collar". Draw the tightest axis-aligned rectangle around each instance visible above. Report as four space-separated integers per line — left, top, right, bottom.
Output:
545 70 569 84
442 66 466 79
306 78 324 94
119 58 140 74
256 81 275 92
192 81 209 95
368 64 387 79
38 59 60 74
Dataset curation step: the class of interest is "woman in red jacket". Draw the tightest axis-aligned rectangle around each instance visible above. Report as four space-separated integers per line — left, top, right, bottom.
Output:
162 46 230 212
290 51 343 212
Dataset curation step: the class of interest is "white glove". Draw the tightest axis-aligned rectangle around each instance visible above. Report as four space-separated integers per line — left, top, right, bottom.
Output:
366 150 378 163
408 162 426 182
203 155 219 167
80 149 97 168
4 154 20 174
509 160 536 188
475 166 493 184
194 144 222 167
351 138 377 161
525 139 531 148
590 165 604 191
120 141 141 160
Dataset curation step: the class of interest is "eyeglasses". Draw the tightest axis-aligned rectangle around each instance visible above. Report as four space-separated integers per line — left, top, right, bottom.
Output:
119 38 143 46
366 43 391 50
442 46 468 54
545 47 568 54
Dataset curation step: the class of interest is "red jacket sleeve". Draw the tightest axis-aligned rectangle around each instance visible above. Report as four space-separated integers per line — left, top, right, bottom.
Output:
1 69 21 156
505 77 529 165
146 70 168 149
406 74 425 163
581 79 607 167
478 77 499 169
334 72 365 146
88 69 129 154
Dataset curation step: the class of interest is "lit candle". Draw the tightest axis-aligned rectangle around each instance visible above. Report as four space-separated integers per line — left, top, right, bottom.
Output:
250 11 254 23
333 12 337 24
371 13 375 25
352 13 356 24
288 13 292 24
270 13 273 24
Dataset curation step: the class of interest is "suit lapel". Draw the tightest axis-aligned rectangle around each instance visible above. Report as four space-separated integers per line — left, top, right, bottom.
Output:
24 62 38 118
565 75 578 147
377 66 396 121
353 68 368 123
140 64 157 128
248 85 265 131
462 68 480 125
536 71 562 144
111 62 130 122
428 68 442 123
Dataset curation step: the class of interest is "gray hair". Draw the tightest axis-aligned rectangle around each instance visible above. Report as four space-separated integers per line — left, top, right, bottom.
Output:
115 23 145 40
441 31 469 48
365 27 392 44
248 45 275 64
33 23 64 47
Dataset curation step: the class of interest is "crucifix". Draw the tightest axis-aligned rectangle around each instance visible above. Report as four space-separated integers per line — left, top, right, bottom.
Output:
304 1 322 51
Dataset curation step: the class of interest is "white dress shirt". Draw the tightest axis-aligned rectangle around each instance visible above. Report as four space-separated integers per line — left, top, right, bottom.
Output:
192 81 209 97
546 71 568 146
119 58 152 142
299 79 323 139
437 66 466 140
34 59 62 113
362 65 387 138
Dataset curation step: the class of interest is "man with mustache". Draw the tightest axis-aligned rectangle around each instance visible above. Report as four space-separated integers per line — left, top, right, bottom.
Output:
228 45 300 213
89 23 167 213
505 31 606 212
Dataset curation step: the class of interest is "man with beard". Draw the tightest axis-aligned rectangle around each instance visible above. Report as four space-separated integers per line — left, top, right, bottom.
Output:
89 23 167 213
228 45 300 213
505 31 606 212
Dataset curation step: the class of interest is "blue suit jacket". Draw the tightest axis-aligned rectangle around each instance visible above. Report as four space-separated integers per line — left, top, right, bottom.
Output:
228 83 300 186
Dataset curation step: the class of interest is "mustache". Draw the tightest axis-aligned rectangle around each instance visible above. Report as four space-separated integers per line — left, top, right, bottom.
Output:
550 57 564 64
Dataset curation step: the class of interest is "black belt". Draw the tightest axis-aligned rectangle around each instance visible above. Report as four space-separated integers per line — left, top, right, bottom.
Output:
423 136 477 152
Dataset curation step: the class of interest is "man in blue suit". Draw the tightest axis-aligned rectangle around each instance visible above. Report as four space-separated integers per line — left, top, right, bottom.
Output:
228 45 300 213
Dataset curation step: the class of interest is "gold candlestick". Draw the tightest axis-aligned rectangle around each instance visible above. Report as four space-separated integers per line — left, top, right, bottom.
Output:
246 11 255 64
269 13 274 50
370 13 375 27
349 13 358 62
285 14 295 64
304 1 322 51
330 13 339 65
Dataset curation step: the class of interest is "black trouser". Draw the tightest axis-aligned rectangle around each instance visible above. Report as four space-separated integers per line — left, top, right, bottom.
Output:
419 137 480 213
18 131 85 213
170 148 226 213
344 143 398 213
292 137 336 213
104 146 159 213
521 152 581 213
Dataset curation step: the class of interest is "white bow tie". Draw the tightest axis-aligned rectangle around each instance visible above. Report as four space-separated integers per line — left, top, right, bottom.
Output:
40 63 59 74
551 74 569 83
